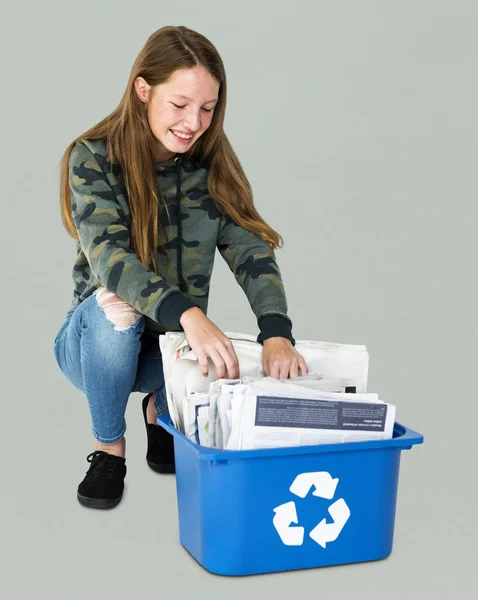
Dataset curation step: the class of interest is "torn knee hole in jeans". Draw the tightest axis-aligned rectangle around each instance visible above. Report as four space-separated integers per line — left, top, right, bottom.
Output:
95 287 142 332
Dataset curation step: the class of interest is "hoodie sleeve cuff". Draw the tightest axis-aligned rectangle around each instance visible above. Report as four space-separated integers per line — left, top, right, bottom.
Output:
257 314 296 346
156 292 198 329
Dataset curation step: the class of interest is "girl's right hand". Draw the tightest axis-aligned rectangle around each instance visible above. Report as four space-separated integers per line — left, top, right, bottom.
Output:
179 307 240 380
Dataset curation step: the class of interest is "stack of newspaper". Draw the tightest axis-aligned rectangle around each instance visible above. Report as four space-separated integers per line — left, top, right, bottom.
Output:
159 332 395 449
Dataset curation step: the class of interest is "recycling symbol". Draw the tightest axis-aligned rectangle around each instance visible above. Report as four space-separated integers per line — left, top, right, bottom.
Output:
272 471 351 548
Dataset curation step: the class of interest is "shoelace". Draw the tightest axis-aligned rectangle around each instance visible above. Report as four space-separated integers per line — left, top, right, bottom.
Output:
86 451 119 479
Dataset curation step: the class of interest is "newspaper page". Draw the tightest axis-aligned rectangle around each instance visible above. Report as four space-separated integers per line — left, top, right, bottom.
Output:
159 331 370 432
183 392 210 443
207 378 241 447
225 385 248 450
239 393 395 450
216 384 238 449
197 405 210 446
248 380 381 404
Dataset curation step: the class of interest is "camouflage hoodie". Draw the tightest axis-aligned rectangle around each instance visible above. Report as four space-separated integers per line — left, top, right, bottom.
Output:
68 139 295 345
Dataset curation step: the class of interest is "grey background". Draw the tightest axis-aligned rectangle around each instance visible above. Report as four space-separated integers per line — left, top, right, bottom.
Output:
1 0 476 597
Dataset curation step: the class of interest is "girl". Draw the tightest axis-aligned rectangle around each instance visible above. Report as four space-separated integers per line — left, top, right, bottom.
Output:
53 25 308 510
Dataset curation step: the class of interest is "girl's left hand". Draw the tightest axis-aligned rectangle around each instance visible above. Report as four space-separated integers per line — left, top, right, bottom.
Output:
262 337 308 379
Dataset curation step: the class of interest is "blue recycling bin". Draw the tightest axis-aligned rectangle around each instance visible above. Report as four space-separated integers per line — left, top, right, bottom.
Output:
157 415 423 576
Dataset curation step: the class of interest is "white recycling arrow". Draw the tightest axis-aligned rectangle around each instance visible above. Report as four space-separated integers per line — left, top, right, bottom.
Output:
289 471 339 500
309 498 351 548
272 501 304 546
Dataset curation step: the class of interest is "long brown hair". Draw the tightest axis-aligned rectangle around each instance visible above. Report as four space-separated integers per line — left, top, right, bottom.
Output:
58 25 283 274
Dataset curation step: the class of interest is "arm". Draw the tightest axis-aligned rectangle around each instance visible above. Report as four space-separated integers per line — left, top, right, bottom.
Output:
69 140 197 327
216 213 296 345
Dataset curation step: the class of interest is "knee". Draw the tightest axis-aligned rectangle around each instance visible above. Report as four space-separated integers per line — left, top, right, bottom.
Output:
95 287 143 332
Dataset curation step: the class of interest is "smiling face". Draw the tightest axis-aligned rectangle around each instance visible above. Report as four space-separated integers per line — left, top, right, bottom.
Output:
134 64 220 163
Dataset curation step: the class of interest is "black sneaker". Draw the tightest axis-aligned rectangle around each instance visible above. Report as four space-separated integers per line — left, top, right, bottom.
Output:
77 451 127 509
142 393 175 474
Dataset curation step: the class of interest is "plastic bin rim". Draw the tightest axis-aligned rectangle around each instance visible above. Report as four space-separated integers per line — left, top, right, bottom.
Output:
157 416 424 462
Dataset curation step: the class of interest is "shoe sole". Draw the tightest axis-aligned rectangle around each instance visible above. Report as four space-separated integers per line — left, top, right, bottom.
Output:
146 459 175 474
77 492 123 509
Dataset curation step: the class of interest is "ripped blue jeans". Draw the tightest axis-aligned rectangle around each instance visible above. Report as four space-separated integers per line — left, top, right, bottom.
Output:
52 288 169 444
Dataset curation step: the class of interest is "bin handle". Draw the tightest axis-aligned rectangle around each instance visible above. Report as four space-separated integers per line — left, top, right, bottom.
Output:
393 422 424 447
